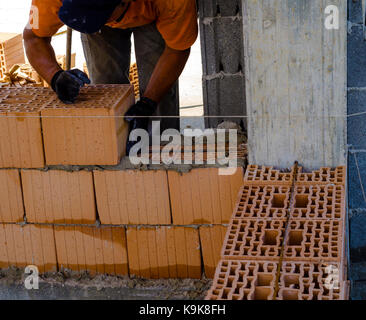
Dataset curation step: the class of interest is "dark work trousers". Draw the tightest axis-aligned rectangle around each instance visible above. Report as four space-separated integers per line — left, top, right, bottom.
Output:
80 24 180 134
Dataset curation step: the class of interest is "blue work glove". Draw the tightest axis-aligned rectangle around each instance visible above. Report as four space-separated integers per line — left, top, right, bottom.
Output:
125 97 158 155
51 69 91 104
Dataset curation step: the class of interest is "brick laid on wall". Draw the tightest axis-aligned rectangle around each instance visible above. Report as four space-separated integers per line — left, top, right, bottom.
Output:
199 225 227 278
0 224 57 273
0 88 46 168
54 225 128 276
0 169 24 223
21 169 96 224
126 226 202 279
168 167 244 224
94 169 171 225
41 85 134 166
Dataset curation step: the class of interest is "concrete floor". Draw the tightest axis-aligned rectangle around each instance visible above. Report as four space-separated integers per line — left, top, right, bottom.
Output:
0 268 211 300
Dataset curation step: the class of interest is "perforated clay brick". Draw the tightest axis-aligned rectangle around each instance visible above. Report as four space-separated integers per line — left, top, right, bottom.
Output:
232 185 291 220
0 169 24 223
244 165 294 186
222 219 286 261
277 262 346 300
205 260 346 300
0 224 57 273
0 88 47 168
0 33 25 79
168 167 244 225
296 166 346 186
283 219 343 262
290 185 345 220
93 169 171 225
199 225 227 278
54 225 128 276
205 260 278 300
21 169 96 224
126 226 202 279
41 84 134 165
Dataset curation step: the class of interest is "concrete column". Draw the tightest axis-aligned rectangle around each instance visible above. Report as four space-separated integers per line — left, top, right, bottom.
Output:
243 0 347 170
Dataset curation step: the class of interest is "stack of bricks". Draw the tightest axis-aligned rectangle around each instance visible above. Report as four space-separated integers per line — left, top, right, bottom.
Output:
198 0 246 128
0 85 246 279
206 165 349 300
0 33 25 80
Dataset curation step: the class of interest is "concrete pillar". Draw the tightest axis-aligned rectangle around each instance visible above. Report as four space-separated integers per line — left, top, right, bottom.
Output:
243 0 347 170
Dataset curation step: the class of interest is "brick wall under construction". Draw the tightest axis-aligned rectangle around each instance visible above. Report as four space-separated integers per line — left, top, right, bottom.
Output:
0 85 246 280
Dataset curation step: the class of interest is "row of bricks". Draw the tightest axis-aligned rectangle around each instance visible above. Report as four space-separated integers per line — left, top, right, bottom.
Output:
0 86 246 167
206 260 347 300
222 218 345 263
0 223 225 279
244 165 346 186
232 184 346 220
0 167 244 225
0 85 134 167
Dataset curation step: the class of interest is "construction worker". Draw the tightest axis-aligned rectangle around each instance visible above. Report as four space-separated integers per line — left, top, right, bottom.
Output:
23 0 198 152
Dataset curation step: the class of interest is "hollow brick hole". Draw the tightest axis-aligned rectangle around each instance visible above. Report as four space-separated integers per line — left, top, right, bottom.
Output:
288 231 303 246
272 194 286 208
263 230 278 245
282 290 299 300
295 195 309 208
254 287 272 300
257 274 273 286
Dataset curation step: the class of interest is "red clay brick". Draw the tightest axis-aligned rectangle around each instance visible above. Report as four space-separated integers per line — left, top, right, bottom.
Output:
126 226 201 279
0 88 46 168
199 225 227 278
93 169 171 225
54 225 128 276
283 219 343 262
0 170 24 223
296 166 346 186
232 185 291 220
244 165 294 186
277 262 346 300
21 169 96 224
41 85 134 165
222 219 286 261
290 185 346 220
205 260 346 300
205 260 278 300
0 33 25 79
0 224 57 273
168 167 244 224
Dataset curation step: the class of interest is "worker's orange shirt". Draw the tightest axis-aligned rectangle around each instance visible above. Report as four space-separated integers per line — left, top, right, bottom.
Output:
30 0 198 50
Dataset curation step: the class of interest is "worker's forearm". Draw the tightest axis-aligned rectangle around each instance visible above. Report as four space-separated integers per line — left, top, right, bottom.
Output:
23 29 62 85
143 46 190 103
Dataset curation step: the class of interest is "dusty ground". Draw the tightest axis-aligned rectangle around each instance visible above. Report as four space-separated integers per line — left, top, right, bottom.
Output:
0 267 212 300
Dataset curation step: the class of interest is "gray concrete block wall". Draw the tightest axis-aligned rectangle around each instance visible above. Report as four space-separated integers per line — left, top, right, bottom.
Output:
348 0 366 299
198 0 246 128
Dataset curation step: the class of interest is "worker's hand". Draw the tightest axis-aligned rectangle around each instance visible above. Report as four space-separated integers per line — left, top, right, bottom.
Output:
124 97 158 122
125 97 158 155
51 69 91 104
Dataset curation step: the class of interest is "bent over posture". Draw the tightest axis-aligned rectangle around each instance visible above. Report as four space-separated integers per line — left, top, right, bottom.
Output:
24 0 198 151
